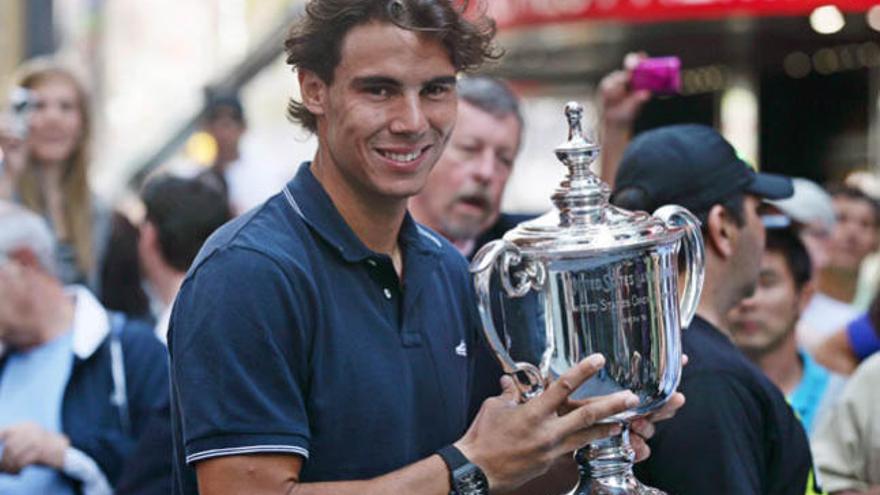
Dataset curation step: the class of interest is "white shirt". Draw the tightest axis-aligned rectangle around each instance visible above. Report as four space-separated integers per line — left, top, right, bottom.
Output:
154 303 172 346
223 155 285 215
798 292 859 351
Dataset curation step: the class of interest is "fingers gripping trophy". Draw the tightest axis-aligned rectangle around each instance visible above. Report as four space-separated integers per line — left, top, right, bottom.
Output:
470 102 705 495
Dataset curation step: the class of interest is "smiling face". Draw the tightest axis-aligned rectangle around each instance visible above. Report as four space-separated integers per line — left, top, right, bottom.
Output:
302 22 457 206
26 75 85 165
409 101 520 242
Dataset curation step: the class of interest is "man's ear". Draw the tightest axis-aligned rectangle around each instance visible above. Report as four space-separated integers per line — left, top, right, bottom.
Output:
140 222 157 251
298 70 328 118
8 247 41 270
797 279 816 314
705 204 737 260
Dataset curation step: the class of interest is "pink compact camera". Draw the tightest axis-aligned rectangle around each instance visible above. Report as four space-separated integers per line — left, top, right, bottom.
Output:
631 56 681 95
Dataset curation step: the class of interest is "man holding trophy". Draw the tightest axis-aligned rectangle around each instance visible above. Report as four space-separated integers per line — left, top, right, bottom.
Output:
167 1 683 495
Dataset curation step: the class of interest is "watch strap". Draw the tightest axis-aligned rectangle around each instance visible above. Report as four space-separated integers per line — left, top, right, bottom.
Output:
437 444 470 473
437 445 475 495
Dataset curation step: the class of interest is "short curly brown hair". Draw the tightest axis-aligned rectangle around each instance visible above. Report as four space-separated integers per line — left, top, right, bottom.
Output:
284 0 499 133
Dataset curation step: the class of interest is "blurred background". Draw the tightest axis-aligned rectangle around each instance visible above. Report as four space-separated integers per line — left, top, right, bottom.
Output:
2 0 879 213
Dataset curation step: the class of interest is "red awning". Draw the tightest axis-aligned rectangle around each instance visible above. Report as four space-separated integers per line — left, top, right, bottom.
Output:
482 0 879 29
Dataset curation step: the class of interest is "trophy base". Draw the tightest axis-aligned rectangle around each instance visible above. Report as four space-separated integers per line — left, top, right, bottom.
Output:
569 429 667 495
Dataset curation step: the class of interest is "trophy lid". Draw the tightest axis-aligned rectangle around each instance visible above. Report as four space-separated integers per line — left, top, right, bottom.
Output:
504 102 683 257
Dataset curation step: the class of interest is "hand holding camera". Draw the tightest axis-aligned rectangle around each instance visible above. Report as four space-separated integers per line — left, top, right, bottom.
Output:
0 87 36 181
631 56 682 95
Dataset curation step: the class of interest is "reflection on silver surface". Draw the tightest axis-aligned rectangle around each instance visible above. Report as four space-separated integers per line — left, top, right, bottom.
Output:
471 102 704 495
545 247 681 415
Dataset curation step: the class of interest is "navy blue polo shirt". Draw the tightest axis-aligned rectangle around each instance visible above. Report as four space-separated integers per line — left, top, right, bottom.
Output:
168 163 500 493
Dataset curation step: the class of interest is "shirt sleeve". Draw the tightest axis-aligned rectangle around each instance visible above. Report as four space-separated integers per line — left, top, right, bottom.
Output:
846 313 880 361
634 373 766 495
169 246 315 465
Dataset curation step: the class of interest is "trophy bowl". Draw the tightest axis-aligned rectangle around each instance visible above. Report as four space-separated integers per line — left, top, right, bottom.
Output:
470 102 705 495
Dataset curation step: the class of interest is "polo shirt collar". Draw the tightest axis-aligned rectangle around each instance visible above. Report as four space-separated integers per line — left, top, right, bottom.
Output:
68 285 111 360
284 162 442 262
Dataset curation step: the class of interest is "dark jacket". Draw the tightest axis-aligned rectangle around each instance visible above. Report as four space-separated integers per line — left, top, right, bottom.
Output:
471 213 535 260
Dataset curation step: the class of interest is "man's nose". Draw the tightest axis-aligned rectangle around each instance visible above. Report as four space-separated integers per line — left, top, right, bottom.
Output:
470 149 495 184
389 94 428 136
739 294 759 310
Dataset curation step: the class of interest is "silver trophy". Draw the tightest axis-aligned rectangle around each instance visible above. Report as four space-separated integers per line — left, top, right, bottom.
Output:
470 102 705 495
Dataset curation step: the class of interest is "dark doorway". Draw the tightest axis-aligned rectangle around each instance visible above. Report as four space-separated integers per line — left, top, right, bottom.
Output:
633 92 716 135
760 69 869 183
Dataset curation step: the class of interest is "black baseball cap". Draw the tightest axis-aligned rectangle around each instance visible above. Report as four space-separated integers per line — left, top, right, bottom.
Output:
612 124 793 215
205 93 245 123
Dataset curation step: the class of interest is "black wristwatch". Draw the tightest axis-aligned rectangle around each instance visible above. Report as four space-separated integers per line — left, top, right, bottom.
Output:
437 445 490 495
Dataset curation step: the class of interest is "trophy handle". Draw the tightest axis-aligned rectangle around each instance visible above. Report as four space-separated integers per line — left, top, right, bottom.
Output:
470 240 546 401
653 205 706 329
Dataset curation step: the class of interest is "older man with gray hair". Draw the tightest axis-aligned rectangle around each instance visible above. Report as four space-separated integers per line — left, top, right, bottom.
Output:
409 75 529 259
0 201 168 495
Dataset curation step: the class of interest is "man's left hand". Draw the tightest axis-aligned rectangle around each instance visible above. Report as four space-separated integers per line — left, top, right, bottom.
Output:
0 422 69 474
556 353 689 462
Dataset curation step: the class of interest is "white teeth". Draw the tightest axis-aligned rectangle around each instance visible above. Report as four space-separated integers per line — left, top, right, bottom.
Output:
380 150 421 163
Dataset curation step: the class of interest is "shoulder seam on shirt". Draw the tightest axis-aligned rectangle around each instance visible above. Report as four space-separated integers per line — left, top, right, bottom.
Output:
416 225 443 248
283 184 305 219
189 242 304 284
204 195 303 258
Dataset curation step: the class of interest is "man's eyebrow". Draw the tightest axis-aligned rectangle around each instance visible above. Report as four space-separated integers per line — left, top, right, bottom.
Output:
428 76 457 86
350 75 457 88
352 76 402 88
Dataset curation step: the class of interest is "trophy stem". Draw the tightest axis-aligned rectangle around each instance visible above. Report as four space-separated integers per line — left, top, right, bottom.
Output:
568 423 667 495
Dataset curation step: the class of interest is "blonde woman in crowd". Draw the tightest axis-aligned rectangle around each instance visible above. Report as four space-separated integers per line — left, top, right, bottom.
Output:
0 61 110 291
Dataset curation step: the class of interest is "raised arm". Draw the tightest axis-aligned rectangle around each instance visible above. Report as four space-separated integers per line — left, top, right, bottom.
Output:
598 53 651 189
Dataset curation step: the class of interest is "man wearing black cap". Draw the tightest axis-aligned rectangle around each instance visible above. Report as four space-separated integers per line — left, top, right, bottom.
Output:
200 93 280 215
612 124 823 495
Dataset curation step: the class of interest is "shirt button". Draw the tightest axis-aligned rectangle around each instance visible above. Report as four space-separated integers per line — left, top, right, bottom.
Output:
383 288 392 299
367 259 377 267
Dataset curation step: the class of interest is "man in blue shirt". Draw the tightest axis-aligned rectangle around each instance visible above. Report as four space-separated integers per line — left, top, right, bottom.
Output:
728 226 846 435
167 1 686 494
0 201 168 494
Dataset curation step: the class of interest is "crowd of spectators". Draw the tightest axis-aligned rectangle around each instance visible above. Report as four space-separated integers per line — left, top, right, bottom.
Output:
1 2 879 493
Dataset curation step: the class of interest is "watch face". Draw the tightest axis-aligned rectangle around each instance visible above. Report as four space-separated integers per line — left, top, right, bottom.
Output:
453 463 489 495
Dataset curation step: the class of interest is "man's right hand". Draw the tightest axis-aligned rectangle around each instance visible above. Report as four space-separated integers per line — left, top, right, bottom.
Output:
454 354 639 493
